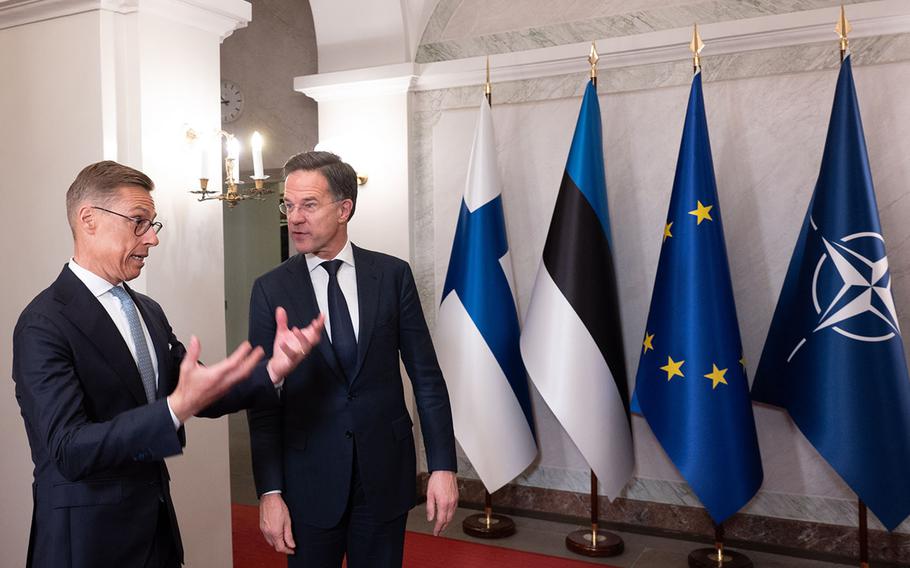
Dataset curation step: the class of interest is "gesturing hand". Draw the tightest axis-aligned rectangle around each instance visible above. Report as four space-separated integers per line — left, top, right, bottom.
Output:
266 307 325 384
168 337 264 423
260 493 296 555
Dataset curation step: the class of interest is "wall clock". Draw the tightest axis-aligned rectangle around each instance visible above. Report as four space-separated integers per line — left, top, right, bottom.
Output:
221 79 244 123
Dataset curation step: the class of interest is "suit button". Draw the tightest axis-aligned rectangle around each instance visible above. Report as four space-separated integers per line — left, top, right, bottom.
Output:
345 431 353 439
347 393 355 401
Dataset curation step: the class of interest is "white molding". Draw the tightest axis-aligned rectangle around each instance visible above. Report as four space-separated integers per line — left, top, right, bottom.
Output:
293 0 910 100
0 0 250 38
138 0 251 41
295 62 418 102
0 0 131 30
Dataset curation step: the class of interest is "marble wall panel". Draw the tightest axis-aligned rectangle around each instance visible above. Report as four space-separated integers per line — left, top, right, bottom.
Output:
417 0 868 62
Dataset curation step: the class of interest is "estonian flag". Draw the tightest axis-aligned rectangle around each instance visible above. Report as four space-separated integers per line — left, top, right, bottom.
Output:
436 97 538 493
632 71 763 524
520 81 634 499
752 55 910 531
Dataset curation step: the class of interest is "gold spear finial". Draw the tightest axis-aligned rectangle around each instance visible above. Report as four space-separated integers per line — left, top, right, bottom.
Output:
484 55 492 104
836 5 851 62
589 41 599 85
690 23 705 73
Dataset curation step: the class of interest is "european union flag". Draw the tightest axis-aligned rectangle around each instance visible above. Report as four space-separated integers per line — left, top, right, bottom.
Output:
633 72 763 524
752 56 910 531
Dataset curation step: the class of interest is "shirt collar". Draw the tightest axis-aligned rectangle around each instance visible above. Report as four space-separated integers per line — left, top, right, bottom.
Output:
68 258 123 298
305 240 355 274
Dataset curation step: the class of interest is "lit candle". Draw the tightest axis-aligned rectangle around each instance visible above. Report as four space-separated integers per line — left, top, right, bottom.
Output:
251 131 264 178
227 136 241 183
199 138 209 179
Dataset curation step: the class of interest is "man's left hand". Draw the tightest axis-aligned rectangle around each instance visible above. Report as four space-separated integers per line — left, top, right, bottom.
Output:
426 470 458 536
266 308 325 384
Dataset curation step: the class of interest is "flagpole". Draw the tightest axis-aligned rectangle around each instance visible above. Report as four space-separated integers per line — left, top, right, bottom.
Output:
563 43 623 558
459 58 517 540
484 55 492 105
566 471 624 556
682 23 753 568
837 4 851 63
836 12 870 564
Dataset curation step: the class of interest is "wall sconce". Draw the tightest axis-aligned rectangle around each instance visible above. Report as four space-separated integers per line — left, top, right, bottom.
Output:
186 128 274 208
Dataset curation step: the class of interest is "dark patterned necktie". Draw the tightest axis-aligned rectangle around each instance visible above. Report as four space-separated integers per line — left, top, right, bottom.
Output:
321 260 357 381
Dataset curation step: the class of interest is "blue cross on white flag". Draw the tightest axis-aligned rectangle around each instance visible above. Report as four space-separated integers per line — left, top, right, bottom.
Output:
435 97 538 493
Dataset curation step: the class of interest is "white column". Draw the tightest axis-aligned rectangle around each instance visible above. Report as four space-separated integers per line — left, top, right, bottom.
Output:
296 64 416 262
0 2 250 566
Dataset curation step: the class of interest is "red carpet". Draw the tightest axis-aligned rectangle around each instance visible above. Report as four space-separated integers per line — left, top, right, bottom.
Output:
232 504 616 568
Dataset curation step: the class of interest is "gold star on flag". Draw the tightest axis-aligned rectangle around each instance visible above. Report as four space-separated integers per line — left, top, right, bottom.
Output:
660 356 685 381
643 332 655 354
664 222 673 241
688 200 713 225
739 355 747 368
704 364 728 389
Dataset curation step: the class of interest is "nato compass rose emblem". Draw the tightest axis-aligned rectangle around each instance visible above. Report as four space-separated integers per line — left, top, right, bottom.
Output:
787 218 901 362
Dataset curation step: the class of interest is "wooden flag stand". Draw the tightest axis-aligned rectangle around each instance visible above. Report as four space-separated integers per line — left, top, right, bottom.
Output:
460 65 517 541
462 490 516 538
566 472 624 557
565 51 625 554
688 524 752 568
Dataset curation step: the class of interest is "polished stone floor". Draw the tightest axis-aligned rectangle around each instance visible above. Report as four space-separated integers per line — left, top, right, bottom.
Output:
405 505 848 568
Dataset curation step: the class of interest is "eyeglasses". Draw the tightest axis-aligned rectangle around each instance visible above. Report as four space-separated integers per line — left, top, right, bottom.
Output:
279 199 343 216
92 206 163 236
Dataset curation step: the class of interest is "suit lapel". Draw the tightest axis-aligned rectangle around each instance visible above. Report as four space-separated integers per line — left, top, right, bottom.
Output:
282 255 346 382
129 285 172 399
55 267 147 405
351 245 381 385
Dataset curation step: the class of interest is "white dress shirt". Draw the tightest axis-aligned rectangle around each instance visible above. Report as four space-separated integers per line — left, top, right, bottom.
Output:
68 259 180 428
305 239 360 341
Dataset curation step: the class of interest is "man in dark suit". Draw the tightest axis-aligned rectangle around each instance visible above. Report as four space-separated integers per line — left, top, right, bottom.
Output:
12 161 323 568
251 151 458 568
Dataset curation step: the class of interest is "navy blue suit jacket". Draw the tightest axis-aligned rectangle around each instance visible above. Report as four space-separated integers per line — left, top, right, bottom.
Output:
12 266 276 568
247 245 457 528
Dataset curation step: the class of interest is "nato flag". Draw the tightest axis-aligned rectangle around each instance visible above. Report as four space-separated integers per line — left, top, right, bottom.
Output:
752 56 910 532
633 72 763 524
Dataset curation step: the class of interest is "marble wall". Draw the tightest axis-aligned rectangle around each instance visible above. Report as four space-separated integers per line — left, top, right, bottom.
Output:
410 34 910 534
417 0 868 62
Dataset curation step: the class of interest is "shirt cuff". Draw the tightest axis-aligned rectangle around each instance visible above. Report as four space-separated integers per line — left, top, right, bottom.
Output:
166 399 182 430
262 490 282 496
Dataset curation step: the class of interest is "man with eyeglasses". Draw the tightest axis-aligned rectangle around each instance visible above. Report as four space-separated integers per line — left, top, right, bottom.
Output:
12 160 324 568
249 151 458 568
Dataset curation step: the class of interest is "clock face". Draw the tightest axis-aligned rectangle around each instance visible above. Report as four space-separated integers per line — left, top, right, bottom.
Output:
221 79 244 123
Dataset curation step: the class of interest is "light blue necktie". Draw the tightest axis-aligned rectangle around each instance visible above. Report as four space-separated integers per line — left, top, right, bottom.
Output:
109 286 157 403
